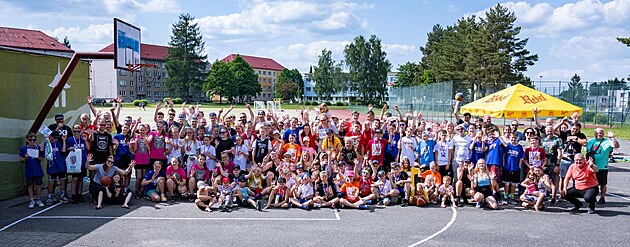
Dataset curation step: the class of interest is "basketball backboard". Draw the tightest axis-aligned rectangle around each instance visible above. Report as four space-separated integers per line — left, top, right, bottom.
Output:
113 18 141 70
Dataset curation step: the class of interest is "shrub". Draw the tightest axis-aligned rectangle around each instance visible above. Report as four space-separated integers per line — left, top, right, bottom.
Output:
335 102 344 106
594 114 608 125
172 98 183 104
310 101 318 106
133 99 149 106
324 102 332 106
582 111 595 123
303 101 311 106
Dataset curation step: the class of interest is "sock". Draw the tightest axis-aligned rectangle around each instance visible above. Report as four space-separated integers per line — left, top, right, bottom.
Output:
358 205 367 209
509 193 514 199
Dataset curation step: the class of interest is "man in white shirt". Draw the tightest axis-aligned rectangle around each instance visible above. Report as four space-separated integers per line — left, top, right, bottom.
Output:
451 125 472 182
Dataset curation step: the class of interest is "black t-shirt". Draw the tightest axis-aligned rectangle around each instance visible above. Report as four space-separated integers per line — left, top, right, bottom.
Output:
560 131 586 161
91 131 113 163
339 146 358 165
48 124 72 156
315 179 337 198
215 138 235 156
228 172 248 184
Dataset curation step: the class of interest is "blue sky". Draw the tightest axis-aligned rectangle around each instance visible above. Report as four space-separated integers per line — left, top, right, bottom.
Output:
1 0 629 82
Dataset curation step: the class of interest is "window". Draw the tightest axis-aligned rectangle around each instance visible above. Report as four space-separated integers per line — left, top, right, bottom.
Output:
258 71 261 75
162 72 167 78
263 78 267 83
154 91 160 97
119 90 126 96
154 82 161 87
263 71 267 75
130 91 135 96
147 91 151 96
138 86 144 92
306 87 311 92
273 79 275 83
163 91 168 96
130 80 135 86
273 71 276 76
138 75 143 82
118 70 126 76
119 79 126 86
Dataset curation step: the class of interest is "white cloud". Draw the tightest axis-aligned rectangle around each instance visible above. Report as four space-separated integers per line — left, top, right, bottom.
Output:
550 34 630 59
537 68 584 80
101 0 180 14
446 4 459 13
383 44 417 55
43 23 114 51
196 1 371 41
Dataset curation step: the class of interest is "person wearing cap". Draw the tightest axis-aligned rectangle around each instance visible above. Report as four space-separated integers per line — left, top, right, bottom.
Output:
290 173 314 210
417 130 436 170
453 101 471 132
235 177 260 210
195 181 216 212
339 171 369 209
321 128 342 155
300 136 316 157
367 128 388 169
372 170 398 206
217 176 235 212
44 130 69 205
48 113 73 145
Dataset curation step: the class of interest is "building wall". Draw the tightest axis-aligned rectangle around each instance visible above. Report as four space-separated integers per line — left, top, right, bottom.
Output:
255 69 280 101
0 49 89 200
92 59 172 102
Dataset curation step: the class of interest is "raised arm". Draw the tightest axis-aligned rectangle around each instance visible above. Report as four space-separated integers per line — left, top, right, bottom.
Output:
393 105 403 121
153 102 163 123
379 103 387 121
453 101 461 123
86 96 98 117
533 108 542 129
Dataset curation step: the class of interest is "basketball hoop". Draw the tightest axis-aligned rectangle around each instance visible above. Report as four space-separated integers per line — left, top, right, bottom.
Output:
126 63 156 72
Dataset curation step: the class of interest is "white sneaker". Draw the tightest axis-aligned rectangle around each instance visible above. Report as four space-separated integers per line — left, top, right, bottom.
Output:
28 200 35 209
313 203 322 208
36 199 45 207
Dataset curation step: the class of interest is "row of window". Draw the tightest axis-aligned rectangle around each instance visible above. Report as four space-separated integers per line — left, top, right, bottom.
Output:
119 80 162 88
257 70 276 76
259 78 276 83
119 91 169 97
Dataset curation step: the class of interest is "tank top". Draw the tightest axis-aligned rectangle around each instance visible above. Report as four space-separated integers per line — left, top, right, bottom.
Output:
477 176 490 187
254 138 269 163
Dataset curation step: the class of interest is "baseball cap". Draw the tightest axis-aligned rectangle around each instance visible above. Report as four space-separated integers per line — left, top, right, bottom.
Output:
273 130 280 135
296 165 304 170
197 181 207 189
209 112 217 117
51 131 61 139
54 113 64 120
222 177 230 183
422 131 430 136
374 129 383 134
377 170 386 176
303 136 310 142
371 160 379 164
345 171 355 177
301 173 311 180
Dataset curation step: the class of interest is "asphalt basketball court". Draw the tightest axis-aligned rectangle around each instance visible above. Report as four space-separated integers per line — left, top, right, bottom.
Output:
0 160 628 247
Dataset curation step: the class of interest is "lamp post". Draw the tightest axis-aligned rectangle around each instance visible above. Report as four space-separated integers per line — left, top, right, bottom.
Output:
539 75 542 90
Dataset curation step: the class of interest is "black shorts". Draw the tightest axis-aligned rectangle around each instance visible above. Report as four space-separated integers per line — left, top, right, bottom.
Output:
197 199 211 210
503 170 520 184
48 172 67 181
26 176 43 186
68 168 87 178
475 185 493 198
116 155 132 170
438 165 451 178
596 170 608 186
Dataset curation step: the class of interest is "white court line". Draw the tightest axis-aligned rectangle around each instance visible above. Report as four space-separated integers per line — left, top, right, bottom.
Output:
0 202 62 232
31 215 339 221
608 193 630 201
334 209 340 220
408 206 457 247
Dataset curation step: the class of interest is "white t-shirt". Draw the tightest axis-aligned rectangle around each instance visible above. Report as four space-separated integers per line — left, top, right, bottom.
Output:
377 179 393 195
399 136 418 164
233 144 249 171
199 144 216 170
452 135 472 163
298 183 313 199
434 141 452 166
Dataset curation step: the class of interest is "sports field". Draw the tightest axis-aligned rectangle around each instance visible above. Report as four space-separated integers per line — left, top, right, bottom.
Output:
1 159 628 247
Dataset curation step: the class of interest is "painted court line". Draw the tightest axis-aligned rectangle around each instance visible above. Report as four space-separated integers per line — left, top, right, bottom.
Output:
31 215 339 221
407 206 457 247
608 193 630 201
0 202 62 232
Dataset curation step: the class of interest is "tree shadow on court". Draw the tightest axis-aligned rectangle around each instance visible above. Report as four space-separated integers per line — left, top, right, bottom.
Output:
609 166 630 173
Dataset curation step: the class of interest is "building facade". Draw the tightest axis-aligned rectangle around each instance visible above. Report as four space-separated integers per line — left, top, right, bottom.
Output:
221 54 285 101
96 43 171 102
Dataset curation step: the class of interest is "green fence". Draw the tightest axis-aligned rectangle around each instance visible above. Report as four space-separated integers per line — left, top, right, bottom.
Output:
388 81 455 123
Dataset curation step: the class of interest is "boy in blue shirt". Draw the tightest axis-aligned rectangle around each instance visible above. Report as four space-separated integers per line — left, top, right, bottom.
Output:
503 133 524 205
45 131 68 205
19 132 45 208
485 130 508 200
417 131 436 171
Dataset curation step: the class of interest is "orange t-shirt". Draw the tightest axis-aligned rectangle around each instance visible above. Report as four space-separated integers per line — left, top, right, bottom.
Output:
565 164 598 190
280 143 301 163
421 170 442 185
340 181 361 203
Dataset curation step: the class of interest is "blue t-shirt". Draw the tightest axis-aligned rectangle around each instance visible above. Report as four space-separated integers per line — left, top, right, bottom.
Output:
113 134 133 162
417 139 436 167
143 169 166 192
282 127 303 145
504 143 524 172
47 141 66 174
66 136 88 168
19 145 44 177
470 141 485 166
385 133 400 156
485 138 504 166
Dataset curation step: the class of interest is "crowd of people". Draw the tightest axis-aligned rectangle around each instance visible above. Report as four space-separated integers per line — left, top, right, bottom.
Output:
19 96 620 214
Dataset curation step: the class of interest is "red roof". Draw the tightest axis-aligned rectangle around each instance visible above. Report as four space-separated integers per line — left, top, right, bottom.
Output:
221 54 285 71
99 43 169 61
0 27 73 52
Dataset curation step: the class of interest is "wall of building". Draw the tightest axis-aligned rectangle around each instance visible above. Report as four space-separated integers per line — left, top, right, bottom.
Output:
0 49 89 200
255 69 279 101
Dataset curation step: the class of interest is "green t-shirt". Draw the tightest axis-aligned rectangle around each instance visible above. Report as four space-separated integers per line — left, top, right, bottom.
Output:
541 136 562 164
586 138 613 170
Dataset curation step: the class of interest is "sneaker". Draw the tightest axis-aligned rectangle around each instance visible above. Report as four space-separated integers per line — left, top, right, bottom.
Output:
365 199 373 205
36 199 45 208
550 198 557 205
401 200 408 207
70 195 78 204
255 201 261 211
587 208 596 214
28 200 35 209
301 205 309 210
358 205 367 210
313 203 322 208
169 196 175 202
45 197 54 206
476 202 482 208
597 197 606 205
61 195 70 204
161 194 168 202
569 206 581 213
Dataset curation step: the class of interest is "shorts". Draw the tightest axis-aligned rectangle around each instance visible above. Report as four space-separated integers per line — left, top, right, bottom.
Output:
503 170 520 184
345 197 360 203
197 199 211 210
48 172 67 181
546 164 558 183
298 198 309 204
596 170 608 186
475 185 493 198
68 168 87 178
438 165 451 178
134 163 151 170
146 189 159 196
397 187 405 196
116 155 132 170
524 194 538 203
487 165 502 185
559 159 571 178
26 176 43 186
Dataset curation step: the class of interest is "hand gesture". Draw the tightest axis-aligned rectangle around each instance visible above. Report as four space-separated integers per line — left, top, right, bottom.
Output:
112 138 119 145
393 105 399 111
117 96 123 103
182 102 186 108
61 134 67 141
219 108 224 114
129 160 136 168
166 98 173 106
87 153 94 163
96 110 103 117
229 105 235 110
246 104 251 109
489 172 496 179
156 102 163 110
533 108 538 115
382 103 388 110
137 117 142 123
86 96 92 104
608 131 614 138
368 104 374 112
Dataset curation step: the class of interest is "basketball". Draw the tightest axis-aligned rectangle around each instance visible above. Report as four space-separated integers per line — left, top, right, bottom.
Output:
100 176 112 187
455 92 464 102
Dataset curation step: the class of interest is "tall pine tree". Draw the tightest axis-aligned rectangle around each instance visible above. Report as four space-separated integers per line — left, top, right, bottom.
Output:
313 49 337 101
164 13 208 102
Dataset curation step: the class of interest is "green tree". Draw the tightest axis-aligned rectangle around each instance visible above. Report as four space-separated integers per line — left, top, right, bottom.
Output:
589 78 629 96
230 55 260 103
53 36 72 49
275 68 304 101
164 13 208 102
618 37 630 46
559 74 587 106
204 60 233 103
395 62 423 87
344 35 391 104
313 49 337 101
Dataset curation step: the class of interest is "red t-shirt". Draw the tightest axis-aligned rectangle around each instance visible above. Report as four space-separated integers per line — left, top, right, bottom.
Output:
358 177 373 196
566 164 598 190
367 139 387 166
341 181 361 203
524 147 546 167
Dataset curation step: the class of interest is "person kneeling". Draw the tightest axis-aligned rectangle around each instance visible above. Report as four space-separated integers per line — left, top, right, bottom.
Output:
195 181 216 212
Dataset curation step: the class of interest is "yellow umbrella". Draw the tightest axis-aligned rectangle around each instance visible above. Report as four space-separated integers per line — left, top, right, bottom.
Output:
460 84 582 118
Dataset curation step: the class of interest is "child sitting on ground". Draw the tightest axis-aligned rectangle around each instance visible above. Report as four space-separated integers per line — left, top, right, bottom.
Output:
235 177 259 210
217 177 234 212
195 181 216 212
422 175 439 204
439 176 457 208
290 173 314 210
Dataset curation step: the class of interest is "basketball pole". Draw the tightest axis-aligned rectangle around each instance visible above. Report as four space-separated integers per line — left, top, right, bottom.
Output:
29 52 114 134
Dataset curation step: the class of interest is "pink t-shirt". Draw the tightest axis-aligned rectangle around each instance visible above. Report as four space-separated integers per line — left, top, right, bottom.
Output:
189 163 210 181
134 135 150 165
149 131 167 160
166 165 186 180
565 164 598 190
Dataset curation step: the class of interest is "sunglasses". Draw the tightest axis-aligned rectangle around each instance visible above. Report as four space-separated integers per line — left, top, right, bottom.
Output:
169 113 176 116
99 124 106 126
106 160 114 164
28 138 36 141
511 124 518 126
73 130 81 133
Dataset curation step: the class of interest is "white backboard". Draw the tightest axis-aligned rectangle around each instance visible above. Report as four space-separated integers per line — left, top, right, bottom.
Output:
114 18 141 70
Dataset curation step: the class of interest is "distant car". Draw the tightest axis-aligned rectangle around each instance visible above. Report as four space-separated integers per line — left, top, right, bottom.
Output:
92 98 108 106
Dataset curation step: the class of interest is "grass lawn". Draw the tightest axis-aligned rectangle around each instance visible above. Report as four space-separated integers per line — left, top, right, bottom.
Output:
118 102 348 110
582 125 630 140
